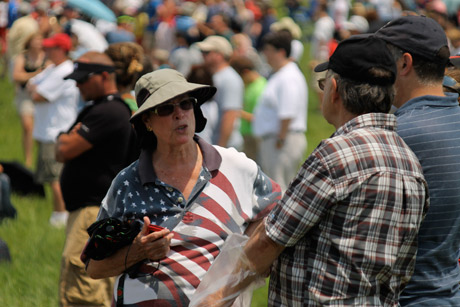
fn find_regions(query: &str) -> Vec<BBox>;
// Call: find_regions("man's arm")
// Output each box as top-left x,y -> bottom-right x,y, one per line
199,222 -> 285,306
218,109 -> 240,147
55,123 -> 93,162
26,83 -> 48,103
276,118 -> 292,149
242,221 -> 285,275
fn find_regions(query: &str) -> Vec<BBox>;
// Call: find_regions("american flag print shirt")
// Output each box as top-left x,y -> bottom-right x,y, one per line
265,113 -> 429,306
98,137 -> 281,306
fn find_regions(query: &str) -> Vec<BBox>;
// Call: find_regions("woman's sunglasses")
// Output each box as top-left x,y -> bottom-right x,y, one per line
153,97 -> 197,116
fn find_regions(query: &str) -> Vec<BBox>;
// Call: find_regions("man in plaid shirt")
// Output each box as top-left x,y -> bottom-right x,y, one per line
200,35 -> 430,306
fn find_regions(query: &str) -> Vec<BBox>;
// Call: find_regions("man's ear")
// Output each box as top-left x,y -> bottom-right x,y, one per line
400,53 -> 413,76
101,71 -> 109,81
330,77 -> 340,103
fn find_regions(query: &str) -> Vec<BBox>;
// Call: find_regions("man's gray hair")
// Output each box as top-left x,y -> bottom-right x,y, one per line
329,69 -> 395,115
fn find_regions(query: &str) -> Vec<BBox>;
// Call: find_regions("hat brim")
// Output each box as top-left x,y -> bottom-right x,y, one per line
270,18 -> 302,39
42,40 -> 56,49
42,40 -> 70,51
314,61 -> 329,73
195,41 -> 214,52
130,82 -> 216,122
64,70 -> 90,82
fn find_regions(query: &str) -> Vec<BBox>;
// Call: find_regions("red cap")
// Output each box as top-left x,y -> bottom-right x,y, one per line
42,33 -> 71,52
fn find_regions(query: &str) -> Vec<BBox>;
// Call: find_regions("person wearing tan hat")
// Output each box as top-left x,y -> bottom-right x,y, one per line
56,51 -> 138,307
85,68 -> 281,305
270,16 -> 304,62
196,35 -> 245,150
26,32 -> 79,228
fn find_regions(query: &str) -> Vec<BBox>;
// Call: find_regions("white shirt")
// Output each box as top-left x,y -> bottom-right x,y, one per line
31,60 -> 79,143
212,66 -> 244,149
290,40 -> 304,63
196,99 -> 218,144
253,62 -> 308,137
312,15 -> 335,61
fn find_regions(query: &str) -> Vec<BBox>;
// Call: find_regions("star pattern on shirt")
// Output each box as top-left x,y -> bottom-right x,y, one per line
103,162 -> 278,239
96,156 -> 282,305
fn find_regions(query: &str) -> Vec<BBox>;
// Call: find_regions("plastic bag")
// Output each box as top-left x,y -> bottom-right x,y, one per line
189,233 -> 265,307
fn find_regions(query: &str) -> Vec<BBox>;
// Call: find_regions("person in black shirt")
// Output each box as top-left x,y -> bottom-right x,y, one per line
56,51 -> 138,307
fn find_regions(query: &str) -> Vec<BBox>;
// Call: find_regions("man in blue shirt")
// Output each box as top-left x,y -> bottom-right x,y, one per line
376,15 -> 460,306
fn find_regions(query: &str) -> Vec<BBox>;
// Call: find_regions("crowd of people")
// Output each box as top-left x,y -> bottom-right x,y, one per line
2,0 -> 460,306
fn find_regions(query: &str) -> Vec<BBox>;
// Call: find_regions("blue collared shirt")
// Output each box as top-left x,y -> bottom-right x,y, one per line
396,93 -> 460,306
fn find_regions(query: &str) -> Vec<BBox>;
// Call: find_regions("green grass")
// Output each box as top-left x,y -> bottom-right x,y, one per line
0,44 -> 335,306
0,77 -> 66,307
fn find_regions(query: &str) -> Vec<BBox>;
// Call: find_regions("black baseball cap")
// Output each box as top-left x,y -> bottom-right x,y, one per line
314,34 -> 396,85
64,62 -> 116,83
374,15 -> 448,64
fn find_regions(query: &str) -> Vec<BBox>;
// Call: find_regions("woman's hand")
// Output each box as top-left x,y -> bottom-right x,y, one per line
133,216 -> 173,262
87,216 -> 173,279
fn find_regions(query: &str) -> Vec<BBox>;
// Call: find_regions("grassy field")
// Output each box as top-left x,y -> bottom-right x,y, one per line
0,49 -> 334,306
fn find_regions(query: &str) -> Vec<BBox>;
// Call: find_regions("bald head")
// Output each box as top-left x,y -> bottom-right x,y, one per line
75,51 -> 118,100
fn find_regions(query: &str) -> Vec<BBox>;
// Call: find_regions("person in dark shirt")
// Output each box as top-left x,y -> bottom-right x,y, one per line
56,51 -> 138,307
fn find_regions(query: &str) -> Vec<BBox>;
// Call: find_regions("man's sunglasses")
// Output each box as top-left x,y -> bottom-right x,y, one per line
77,72 -> 103,84
153,97 -> 197,116
318,78 -> 326,91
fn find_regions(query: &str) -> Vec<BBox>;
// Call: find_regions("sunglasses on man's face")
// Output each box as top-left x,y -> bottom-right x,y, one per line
153,97 -> 197,116
318,78 -> 326,91
77,72 -> 104,85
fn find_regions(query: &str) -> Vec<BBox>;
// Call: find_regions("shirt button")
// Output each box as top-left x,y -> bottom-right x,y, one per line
167,187 -> 173,192
177,196 -> 184,203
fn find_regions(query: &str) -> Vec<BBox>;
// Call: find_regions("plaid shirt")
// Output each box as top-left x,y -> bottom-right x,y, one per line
265,113 -> 429,306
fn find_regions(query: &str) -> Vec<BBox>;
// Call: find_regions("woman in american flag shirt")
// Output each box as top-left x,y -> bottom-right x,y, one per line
85,69 -> 281,306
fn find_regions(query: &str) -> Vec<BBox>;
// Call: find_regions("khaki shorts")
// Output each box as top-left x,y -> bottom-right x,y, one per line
35,142 -> 62,184
14,87 -> 35,116
59,206 -> 115,307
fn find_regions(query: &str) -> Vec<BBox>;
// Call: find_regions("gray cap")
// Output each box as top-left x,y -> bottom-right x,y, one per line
195,36 -> 233,58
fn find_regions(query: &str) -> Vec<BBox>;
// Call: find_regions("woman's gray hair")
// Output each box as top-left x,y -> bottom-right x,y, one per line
328,69 -> 395,115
